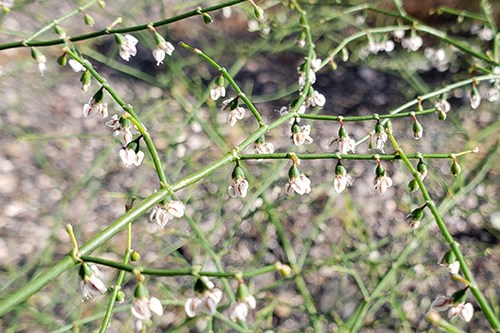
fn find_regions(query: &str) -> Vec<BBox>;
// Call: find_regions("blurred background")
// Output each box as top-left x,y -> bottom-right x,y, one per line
0,0 -> 498,332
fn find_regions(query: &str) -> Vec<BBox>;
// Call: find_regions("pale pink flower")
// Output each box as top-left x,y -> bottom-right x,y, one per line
373,174 -> 393,194
82,99 -> 108,118
448,303 -> 474,322
334,173 -> 353,193
229,294 -> 256,322
185,287 -> 223,318
131,296 -> 163,330
228,107 -> 245,127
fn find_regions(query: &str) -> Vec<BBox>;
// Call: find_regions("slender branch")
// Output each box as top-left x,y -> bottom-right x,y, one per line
179,42 -> 265,126
0,0 -> 246,51
386,130 -> 500,330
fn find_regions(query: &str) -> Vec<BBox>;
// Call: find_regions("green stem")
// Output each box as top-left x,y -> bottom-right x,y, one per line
179,42 -> 265,126
239,149 -> 478,161
98,222 -> 132,333
0,0 -> 246,51
80,255 -> 278,279
299,107 -> 437,121
386,130 -> 500,330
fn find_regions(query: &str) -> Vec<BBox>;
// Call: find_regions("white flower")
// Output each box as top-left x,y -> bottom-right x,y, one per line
392,29 -> 405,40
469,89 -> 481,109
306,90 -> 326,107
37,54 -> 47,75
435,99 -> 451,113
229,295 -> 256,322
185,287 -> 223,318
334,173 -> 353,193
337,137 -> 356,154
430,295 -> 452,312
131,296 -> 163,330
373,174 -> 393,194
228,178 -> 249,198
372,131 -> 387,152
254,141 -> 274,155
448,303 -> 474,322
291,124 -> 313,146
210,86 -> 226,101
119,147 -> 144,167
149,200 -> 185,228
446,261 -> 460,275
105,114 -> 136,145
402,34 -> 423,51
80,264 -> 107,301
228,107 -> 245,127
285,173 -> 312,195
68,59 -> 85,72
478,27 -> 494,41
82,99 -> 108,118
152,40 -> 175,66
487,86 -> 500,102
119,34 -> 139,61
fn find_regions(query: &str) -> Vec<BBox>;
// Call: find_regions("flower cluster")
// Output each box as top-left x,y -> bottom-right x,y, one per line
185,277 -> 223,318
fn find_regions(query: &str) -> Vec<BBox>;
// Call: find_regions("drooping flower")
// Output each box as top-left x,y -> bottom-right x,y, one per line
406,205 -> 426,230
438,250 -> 460,275
185,277 -> 223,318
131,282 -> 163,331
105,114 -> 136,146
291,122 -> 313,146
119,139 -> 144,167
221,97 -> 246,127
412,116 -> 423,140
149,200 -> 185,228
469,84 -> 481,109
228,282 -> 257,322
370,121 -> 387,153
210,76 -> 226,101
83,87 -> 108,118
333,161 -> 353,193
152,38 -> 175,66
434,98 -> 451,120
448,302 -> 474,322
80,70 -> 91,92
68,59 -> 85,72
331,123 -> 356,154
306,88 -> 326,108
373,162 -> 393,194
116,34 -> 139,61
79,263 -> 107,301
31,47 -> 47,75
228,163 -> 249,198
253,135 -> 274,156
285,163 -> 311,195
402,31 -> 423,51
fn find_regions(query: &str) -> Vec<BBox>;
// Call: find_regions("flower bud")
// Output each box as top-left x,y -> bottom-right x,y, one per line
131,250 -> 141,262
417,159 -> 428,179
57,53 -> 67,67
54,25 -> 66,38
450,159 -> 461,176
80,70 -> 91,91
408,178 -> 419,192
84,13 -> 95,27
116,290 -> 125,303
253,5 -> 264,21
436,109 -> 447,121
202,12 -> 213,24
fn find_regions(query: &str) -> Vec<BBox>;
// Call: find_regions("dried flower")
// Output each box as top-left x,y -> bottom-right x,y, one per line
79,263 -> 107,301
185,277 -> 223,318
149,200 -> 185,228
116,34 -> 139,61
431,295 -> 452,312
291,122 -> 313,146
